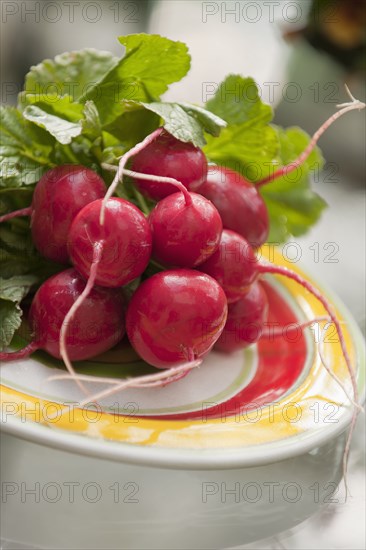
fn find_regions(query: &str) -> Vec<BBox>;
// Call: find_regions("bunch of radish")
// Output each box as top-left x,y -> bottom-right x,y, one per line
1,92 -> 365,494
0,96 -> 362,382
0,95 -> 364,439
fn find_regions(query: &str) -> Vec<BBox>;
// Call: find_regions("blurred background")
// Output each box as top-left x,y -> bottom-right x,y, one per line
1,1 -> 365,549
1,0 -> 365,172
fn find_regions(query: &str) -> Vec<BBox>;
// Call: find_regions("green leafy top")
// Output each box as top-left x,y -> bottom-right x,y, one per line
21,49 -> 119,102
261,127 -> 325,242
205,75 -> 273,126
81,34 -> 191,126
123,101 -> 226,148
0,34 -> 326,350
0,275 -> 38,351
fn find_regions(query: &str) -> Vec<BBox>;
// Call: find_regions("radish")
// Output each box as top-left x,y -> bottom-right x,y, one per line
98,133 -> 221,270
198,165 -> 269,249
0,165 -> 107,263
129,129 -> 208,200
51,135 -> 167,382
61,194 -> 151,384
55,133 -> 163,379
148,190 -> 223,267
215,281 -> 269,352
199,229 -> 257,303
126,269 -> 228,369
0,268 -> 125,362
68,198 -> 152,288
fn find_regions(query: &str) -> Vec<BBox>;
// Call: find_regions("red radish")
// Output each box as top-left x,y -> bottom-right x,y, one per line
57,133 -> 162,378
198,165 -> 269,249
149,191 -> 223,267
68,198 -> 152,288
55,132 -> 166,383
0,269 -> 125,362
0,165 -> 107,263
100,128 -> 207,221
215,281 -> 269,352
130,129 -> 208,200
102,152 -> 222,269
126,269 -> 228,369
199,229 -> 257,303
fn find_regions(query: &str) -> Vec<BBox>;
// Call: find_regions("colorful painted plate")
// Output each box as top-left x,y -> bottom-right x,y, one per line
1,249 -> 365,468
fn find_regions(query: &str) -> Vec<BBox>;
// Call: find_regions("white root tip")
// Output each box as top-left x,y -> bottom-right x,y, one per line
336,85 -> 366,110
318,322 -> 363,412
44,357 -> 203,422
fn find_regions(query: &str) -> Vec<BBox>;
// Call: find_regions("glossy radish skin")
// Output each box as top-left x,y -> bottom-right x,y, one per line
29,269 -> 125,360
126,269 -> 228,368
148,192 -> 223,267
130,130 -> 208,200
198,166 -> 269,249
31,165 -> 106,263
215,281 -> 269,352
199,230 -> 257,303
68,198 -> 152,288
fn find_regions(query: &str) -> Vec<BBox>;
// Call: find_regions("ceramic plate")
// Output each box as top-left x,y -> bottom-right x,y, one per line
1,249 -> 365,468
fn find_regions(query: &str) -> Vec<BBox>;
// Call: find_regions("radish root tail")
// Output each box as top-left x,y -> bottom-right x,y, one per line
59,240 -> 104,395
256,86 -> 366,188
258,261 -> 359,403
259,260 -> 362,499
45,357 -> 202,422
262,316 -> 362,412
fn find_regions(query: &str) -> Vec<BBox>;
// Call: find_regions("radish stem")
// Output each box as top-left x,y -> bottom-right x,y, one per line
59,240 -> 104,395
100,128 -> 164,225
0,207 -> 32,224
101,164 -> 193,207
0,341 -> 40,361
